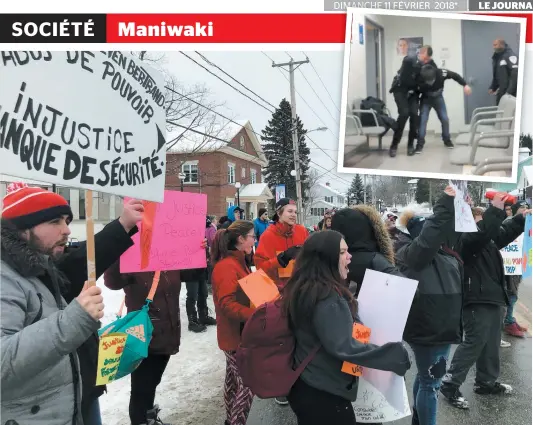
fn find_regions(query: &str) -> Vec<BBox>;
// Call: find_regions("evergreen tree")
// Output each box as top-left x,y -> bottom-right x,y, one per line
520,133 -> 532,151
415,179 -> 430,204
347,174 -> 365,205
261,99 -> 311,207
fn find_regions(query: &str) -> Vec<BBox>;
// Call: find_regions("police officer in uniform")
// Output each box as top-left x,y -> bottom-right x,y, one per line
490,39 -> 519,104
388,45 -> 437,158
416,65 -> 472,153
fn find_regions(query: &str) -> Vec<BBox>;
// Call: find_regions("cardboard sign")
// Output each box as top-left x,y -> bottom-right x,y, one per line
120,190 -> 207,273
96,333 -> 127,385
523,215 -> 532,279
0,51 -> 167,202
501,234 -> 524,275
238,269 -> 280,308
276,251 -> 295,278
450,181 -> 477,233
341,323 -> 371,377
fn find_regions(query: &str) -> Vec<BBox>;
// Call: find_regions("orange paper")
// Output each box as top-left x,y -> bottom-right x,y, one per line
276,251 -> 295,278
341,323 -> 372,377
238,269 -> 280,308
140,201 -> 158,270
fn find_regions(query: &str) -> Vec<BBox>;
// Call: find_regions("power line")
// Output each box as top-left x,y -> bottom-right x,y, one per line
303,51 -> 341,113
297,67 -> 338,124
179,51 -> 275,114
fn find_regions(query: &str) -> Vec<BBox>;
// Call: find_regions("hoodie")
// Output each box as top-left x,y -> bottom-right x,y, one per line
220,206 -> 243,229
254,221 -> 308,288
253,217 -> 270,247
331,206 -> 403,296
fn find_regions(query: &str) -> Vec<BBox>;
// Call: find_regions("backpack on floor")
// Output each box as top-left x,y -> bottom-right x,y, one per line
236,299 -> 320,398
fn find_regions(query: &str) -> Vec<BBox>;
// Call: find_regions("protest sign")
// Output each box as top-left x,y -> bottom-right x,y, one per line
501,234 -> 524,275
120,190 -> 207,273
523,215 -> 532,279
96,333 -> 128,386
450,181 -> 477,233
353,269 -> 418,423
276,251 -> 295,278
238,269 -> 280,308
0,51 -> 167,202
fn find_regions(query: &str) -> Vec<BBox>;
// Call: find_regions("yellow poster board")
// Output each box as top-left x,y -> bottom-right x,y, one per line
96,332 -> 128,386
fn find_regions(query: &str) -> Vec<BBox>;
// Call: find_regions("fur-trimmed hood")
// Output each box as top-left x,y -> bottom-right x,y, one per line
331,205 -> 395,264
1,221 -> 50,278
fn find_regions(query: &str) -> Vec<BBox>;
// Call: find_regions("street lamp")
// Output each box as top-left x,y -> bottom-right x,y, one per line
235,182 -> 241,208
308,126 -> 328,133
178,172 -> 186,192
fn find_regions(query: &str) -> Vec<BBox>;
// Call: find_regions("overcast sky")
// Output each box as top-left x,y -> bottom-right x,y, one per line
159,48 -> 532,192
162,50 -> 353,192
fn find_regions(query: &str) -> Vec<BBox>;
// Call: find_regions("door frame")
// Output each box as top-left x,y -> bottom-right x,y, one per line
365,17 -> 386,101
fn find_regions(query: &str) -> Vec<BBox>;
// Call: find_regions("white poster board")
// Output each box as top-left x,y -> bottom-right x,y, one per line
0,51 -> 167,202
501,234 -> 524,275
353,269 -> 419,423
450,181 -> 477,233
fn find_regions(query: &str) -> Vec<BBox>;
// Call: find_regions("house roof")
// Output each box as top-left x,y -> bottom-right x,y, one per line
239,183 -> 273,200
310,199 -> 336,208
167,119 -> 268,166
318,183 -> 345,197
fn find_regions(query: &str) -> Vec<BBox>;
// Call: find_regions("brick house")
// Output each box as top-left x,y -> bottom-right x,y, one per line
166,120 -> 273,220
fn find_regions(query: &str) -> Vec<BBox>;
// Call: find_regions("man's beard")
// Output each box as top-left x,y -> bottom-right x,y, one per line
27,230 -> 67,262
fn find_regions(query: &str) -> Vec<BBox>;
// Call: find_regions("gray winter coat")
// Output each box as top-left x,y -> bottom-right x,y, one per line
1,220 -> 136,425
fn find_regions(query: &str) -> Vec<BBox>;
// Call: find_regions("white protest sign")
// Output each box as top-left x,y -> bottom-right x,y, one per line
501,234 -> 524,275
353,269 -> 418,423
450,181 -> 477,233
0,51 -> 167,202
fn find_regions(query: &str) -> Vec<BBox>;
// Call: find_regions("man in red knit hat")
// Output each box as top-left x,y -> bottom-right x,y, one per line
1,182 -> 143,425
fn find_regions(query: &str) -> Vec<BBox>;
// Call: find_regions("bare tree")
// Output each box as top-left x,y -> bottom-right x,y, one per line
303,169 -> 322,221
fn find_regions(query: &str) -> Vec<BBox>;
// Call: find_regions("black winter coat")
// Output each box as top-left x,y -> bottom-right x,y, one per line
395,194 -> 464,346
457,206 -> 525,307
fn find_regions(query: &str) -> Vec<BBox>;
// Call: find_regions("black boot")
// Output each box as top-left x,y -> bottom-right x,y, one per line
188,314 -> 207,333
199,308 -> 217,326
146,404 -> 171,425
407,144 -> 415,156
389,143 -> 398,157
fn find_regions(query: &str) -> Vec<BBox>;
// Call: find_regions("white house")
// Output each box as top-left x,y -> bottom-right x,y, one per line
305,182 -> 347,227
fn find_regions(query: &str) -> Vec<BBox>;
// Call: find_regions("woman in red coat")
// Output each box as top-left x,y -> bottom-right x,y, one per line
211,220 -> 256,425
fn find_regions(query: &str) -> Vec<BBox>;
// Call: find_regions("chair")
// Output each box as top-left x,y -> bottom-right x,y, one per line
450,127 -> 515,166
471,142 -> 514,176
344,114 -> 368,152
349,97 -> 388,150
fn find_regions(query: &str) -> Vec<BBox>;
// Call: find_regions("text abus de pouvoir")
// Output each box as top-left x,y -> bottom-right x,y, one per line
0,14 -> 107,43
0,51 -> 167,190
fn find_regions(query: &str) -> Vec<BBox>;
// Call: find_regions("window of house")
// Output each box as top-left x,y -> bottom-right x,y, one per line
226,199 -> 235,209
227,163 -> 236,184
182,162 -> 199,183
240,135 -> 245,150
325,196 -> 333,203
250,169 -> 257,184
241,167 -> 246,179
338,196 -> 344,204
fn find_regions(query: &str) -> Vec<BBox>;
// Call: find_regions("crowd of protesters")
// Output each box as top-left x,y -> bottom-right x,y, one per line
1,182 -> 530,425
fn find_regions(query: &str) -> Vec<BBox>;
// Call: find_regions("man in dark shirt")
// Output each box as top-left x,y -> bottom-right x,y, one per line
490,39 -> 519,104
415,64 -> 472,153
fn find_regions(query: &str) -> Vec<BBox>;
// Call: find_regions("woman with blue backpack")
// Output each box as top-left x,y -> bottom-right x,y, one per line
210,220 -> 257,425
281,230 -> 411,425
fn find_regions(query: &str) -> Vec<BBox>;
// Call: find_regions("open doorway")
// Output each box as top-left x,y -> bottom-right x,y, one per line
365,18 -> 385,101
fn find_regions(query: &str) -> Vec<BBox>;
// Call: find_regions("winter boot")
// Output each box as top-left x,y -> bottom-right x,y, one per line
474,382 -> 513,395
145,404 -> 171,425
440,382 -> 469,409
199,308 -> 217,326
188,314 -> 207,333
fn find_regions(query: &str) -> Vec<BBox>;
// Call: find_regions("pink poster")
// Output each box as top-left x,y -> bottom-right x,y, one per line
120,190 -> 208,273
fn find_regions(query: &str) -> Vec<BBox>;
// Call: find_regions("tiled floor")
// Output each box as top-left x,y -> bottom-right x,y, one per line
343,133 -> 509,177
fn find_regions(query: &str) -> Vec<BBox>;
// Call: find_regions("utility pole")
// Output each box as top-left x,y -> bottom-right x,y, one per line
363,174 -> 367,204
272,57 -> 309,224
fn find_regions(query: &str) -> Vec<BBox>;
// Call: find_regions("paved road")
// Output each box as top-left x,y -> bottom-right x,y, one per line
247,282 -> 532,425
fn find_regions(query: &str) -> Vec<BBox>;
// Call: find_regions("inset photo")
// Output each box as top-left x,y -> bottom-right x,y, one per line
338,8 -> 527,182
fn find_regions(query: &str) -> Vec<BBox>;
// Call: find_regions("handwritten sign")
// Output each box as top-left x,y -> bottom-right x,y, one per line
0,51 -> 166,202
96,333 -> 127,385
341,323 -> 371,377
523,215 -> 532,279
450,181 -> 477,233
353,270 -> 418,421
238,269 -> 280,308
501,234 -> 524,275
120,190 -> 207,273
276,251 -> 295,278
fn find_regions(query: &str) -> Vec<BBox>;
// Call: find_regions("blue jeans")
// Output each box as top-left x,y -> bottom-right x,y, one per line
504,294 -> 518,325
84,399 -> 103,425
408,343 -> 451,425
418,95 -> 450,145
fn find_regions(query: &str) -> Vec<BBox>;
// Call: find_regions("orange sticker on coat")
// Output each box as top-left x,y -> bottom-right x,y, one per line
341,323 -> 371,377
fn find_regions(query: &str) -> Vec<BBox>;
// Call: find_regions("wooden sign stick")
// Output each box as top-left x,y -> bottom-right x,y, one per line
85,190 -> 97,287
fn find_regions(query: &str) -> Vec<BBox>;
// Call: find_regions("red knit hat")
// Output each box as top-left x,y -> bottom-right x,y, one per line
1,182 -> 73,229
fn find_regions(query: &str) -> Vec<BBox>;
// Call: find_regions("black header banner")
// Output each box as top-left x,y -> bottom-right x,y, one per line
0,14 -> 107,43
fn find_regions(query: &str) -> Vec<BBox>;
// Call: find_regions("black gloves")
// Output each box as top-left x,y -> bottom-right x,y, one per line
277,245 -> 301,268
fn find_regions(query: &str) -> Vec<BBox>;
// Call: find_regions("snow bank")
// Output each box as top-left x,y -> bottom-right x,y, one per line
98,277 -> 225,425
